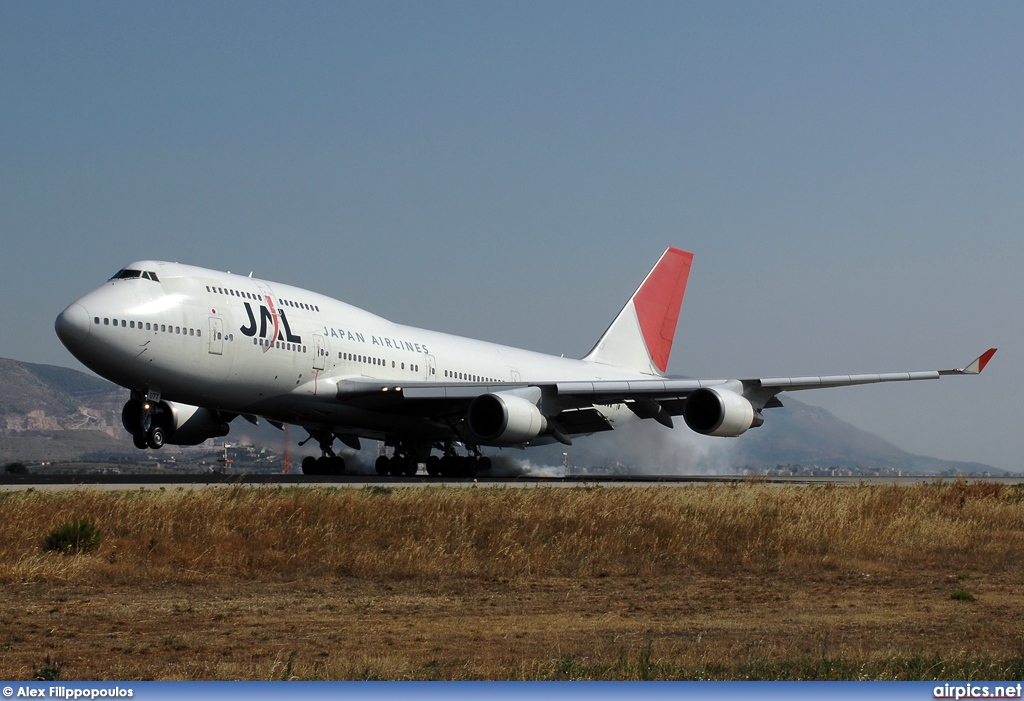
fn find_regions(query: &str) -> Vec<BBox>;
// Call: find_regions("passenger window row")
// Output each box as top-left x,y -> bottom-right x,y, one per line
444,369 -> 502,383
280,298 -> 319,312
94,317 -> 201,337
252,338 -> 307,354
338,352 -> 420,373
204,286 -> 321,314
206,285 -> 261,301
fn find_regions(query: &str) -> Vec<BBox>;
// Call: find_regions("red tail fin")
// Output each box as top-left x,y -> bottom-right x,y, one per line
633,248 -> 693,373
584,248 -> 693,375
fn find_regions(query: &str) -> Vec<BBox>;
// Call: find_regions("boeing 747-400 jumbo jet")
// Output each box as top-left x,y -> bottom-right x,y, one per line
54,248 -> 995,476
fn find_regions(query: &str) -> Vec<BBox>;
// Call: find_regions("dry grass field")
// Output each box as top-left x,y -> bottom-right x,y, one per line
2,481 -> 1024,680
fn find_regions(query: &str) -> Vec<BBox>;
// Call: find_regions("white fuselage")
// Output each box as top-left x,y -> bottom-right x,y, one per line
57,260 -> 645,442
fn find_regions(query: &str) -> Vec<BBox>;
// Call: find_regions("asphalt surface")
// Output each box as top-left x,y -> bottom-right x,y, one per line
2,472 -> 1022,490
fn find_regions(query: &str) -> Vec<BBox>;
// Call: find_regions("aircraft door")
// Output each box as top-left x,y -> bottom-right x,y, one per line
313,334 -> 327,371
208,317 -> 224,355
426,354 -> 436,380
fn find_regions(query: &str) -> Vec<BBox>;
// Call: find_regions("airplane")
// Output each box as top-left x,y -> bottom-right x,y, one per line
54,247 -> 995,476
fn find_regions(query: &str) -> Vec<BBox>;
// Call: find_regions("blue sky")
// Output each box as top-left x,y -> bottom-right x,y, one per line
1,1 -> 1020,470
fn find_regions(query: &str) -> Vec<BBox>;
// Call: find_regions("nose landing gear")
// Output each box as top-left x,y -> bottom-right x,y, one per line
123,397 -> 166,450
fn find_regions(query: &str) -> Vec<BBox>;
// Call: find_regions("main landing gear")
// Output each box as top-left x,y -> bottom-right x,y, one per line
375,441 -> 492,478
299,430 -> 346,475
428,453 -> 491,478
374,453 -> 419,477
374,438 -> 427,476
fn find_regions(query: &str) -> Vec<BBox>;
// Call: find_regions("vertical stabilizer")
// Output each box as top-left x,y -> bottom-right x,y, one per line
583,248 -> 693,375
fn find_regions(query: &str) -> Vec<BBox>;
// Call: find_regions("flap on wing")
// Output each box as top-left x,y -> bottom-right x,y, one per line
555,408 -> 615,435
658,398 -> 689,416
333,378 -> 536,417
556,378 -> 707,395
336,378 -> 525,400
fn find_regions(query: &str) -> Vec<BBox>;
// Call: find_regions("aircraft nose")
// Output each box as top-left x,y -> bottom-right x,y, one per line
55,303 -> 91,349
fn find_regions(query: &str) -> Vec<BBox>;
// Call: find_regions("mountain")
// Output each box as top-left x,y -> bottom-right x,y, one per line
731,397 -> 996,474
521,396 -> 997,475
0,357 -> 131,462
0,357 -> 1002,474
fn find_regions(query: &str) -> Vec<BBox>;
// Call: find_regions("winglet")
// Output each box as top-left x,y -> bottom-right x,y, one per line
939,348 -> 997,376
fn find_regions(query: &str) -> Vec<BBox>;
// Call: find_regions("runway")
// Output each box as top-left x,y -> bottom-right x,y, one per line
1,472 -> 1021,491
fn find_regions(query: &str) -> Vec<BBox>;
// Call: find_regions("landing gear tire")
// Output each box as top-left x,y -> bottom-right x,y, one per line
388,457 -> 406,476
301,456 -> 318,475
426,456 -> 441,477
147,426 -> 165,450
330,456 -> 346,474
402,459 -> 418,477
133,433 -> 148,450
477,456 -> 492,472
375,455 -> 390,476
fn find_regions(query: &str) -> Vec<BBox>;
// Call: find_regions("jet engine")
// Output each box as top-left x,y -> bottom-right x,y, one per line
682,387 -> 763,437
466,392 -> 548,445
122,399 -> 230,447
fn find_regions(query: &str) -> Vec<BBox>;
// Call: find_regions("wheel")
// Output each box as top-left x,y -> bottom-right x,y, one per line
147,426 -> 165,450
375,455 -> 390,476
388,457 -> 406,476
121,399 -> 143,435
330,456 -> 346,474
301,456 -> 317,474
316,456 -> 331,474
439,455 -> 455,477
403,459 -> 418,476
426,456 -> 441,477
463,457 -> 478,477
132,432 -> 148,450
477,456 -> 492,471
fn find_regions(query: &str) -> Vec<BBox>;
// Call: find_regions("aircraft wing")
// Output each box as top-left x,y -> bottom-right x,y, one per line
331,348 -> 996,440
557,346 -> 997,411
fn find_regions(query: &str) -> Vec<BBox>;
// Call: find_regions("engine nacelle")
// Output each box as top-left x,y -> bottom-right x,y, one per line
122,399 -> 230,446
466,392 -> 548,445
682,388 -> 763,437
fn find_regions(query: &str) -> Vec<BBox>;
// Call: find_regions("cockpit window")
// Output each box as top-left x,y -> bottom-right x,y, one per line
109,269 -> 160,282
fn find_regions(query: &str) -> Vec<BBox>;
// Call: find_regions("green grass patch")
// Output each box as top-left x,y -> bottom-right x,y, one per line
44,517 -> 101,553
